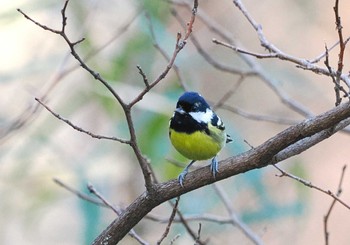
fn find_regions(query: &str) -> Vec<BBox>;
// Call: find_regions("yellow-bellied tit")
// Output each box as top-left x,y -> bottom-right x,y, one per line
169,91 -> 232,186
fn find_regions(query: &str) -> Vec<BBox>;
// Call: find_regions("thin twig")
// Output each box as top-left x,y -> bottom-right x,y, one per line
157,197 -> 180,245
273,165 -> 350,210
309,37 -> 350,64
54,179 -> 149,245
212,76 -> 245,109
229,0 -> 350,87
170,234 -> 181,245
333,0 -> 349,105
53,178 -> 106,207
323,165 -> 347,245
213,184 -> 264,245
221,104 -> 300,125
146,213 -> 232,224
324,44 -> 340,106
333,0 -> 345,76
171,5 -> 256,77
194,223 -> 202,245
128,0 -> 198,107
88,183 -> 150,245
145,12 -> 188,90
137,65 -> 150,88
175,204 -> 207,245
35,98 -> 130,144
87,184 -> 121,215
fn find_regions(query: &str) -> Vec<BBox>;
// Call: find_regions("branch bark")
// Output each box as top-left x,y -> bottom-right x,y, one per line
93,101 -> 350,244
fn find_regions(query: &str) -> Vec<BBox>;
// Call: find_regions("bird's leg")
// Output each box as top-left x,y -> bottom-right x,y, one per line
210,156 -> 219,178
178,160 -> 196,187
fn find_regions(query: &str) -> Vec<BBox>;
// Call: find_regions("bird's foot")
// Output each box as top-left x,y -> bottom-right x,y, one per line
210,156 -> 219,179
177,169 -> 188,187
177,160 -> 196,187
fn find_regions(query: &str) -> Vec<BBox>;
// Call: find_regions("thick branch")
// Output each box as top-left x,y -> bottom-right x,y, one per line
93,101 -> 350,244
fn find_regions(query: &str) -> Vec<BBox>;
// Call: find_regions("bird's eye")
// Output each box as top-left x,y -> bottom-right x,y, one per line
192,102 -> 201,111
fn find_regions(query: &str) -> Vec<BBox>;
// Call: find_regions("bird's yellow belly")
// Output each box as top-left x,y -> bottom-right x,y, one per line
169,129 -> 223,160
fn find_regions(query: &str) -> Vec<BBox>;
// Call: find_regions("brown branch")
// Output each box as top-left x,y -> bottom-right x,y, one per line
324,45 -> 344,106
173,201 -> 206,245
324,165 -> 347,245
93,100 -> 350,244
213,183 -> 263,244
54,179 -> 149,245
53,178 -> 106,207
35,98 -> 130,144
157,197 -> 180,245
170,5 -> 256,77
273,165 -> 349,210
212,38 -> 350,87
333,0 -> 345,76
309,36 -> 350,64
228,0 -> 350,88
332,0 -> 349,106
145,12 -> 188,90
194,223 -> 202,245
87,184 -> 121,216
170,234 -> 181,244
128,0 -> 198,108
137,65 -> 150,88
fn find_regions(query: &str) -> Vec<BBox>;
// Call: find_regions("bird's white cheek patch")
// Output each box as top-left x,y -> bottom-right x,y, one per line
189,109 -> 213,123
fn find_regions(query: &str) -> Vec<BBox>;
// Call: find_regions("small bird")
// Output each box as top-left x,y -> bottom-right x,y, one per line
169,91 -> 232,186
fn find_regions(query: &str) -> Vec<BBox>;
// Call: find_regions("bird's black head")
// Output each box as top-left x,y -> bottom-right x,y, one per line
176,91 -> 210,113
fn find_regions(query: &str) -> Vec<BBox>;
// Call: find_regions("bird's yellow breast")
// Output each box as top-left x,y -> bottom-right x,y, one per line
169,127 -> 225,160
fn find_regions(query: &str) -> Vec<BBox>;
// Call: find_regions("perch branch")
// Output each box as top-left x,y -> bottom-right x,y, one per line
93,100 -> 350,244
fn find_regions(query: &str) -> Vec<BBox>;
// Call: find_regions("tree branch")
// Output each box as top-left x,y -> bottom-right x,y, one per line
93,100 -> 350,244
324,165 -> 347,245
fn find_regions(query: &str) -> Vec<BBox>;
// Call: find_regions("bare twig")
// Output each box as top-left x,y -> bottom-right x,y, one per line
137,65 -> 150,88
157,197 -> 180,245
128,0 -> 198,107
221,104 -> 300,125
35,98 -> 130,144
309,37 -> 350,64
88,184 -> 150,245
324,45 -> 341,106
171,7 -> 255,77
147,212 -> 232,224
53,178 -> 106,207
228,0 -> 350,88
170,234 -> 181,245
54,179 -> 149,245
273,165 -> 350,210
332,0 -> 349,105
213,184 -> 263,245
333,0 -> 346,76
323,165 -> 347,245
174,202 -> 207,245
145,12 -> 188,90
87,184 -> 121,215
194,223 -> 202,245
212,76 -> 245,110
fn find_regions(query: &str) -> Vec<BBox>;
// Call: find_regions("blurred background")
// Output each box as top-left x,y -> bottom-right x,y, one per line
1,0 -> 350,244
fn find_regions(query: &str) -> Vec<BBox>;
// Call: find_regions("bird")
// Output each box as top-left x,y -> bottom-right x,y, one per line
169,91 -> 232,186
